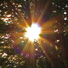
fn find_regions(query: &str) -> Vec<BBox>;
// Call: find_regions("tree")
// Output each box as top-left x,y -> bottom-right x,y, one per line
0,0 -> 68,68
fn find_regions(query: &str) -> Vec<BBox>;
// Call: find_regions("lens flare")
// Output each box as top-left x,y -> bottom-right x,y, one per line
25,23 -> 41,42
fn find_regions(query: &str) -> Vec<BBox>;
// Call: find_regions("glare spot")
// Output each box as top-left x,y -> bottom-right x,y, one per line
55,45 -> 58,50
53,10 -> 56,13
18,4 -> 22,7
64,12 -> 67,14
25,23 -> 41,42
64,17 -> 67,20
19,37 -> 23,39
2,53 -> 8,58
55,40 -> 60,43
35,48 -> 38,51
54,29 -> 58,33
65,4 -> 68,8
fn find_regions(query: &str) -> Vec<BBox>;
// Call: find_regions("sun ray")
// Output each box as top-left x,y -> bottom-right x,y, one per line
22,40 -> 35,58
13,38 -> 22,46
11,32 -> 26,38
38,40 -> 55,68
13,21 -> 26,29
37,0 -> 51,23
29,42 -> 35,57
41,30 -> 54,34
22,40 -> 30,54
39,42 -> 55,68
21,37 -> 35,68
42,19 -> 56,30
39,36 -> 54,47
41,15 -> 62,30
18,11 -> 29,27
29,42 -> 35,68
29,0 -> 35,24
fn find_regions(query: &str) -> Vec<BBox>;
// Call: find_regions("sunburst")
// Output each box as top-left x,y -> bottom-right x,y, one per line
11,0 -> 58,68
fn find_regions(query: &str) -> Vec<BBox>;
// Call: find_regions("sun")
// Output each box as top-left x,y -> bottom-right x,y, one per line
25,23 -> 41,42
